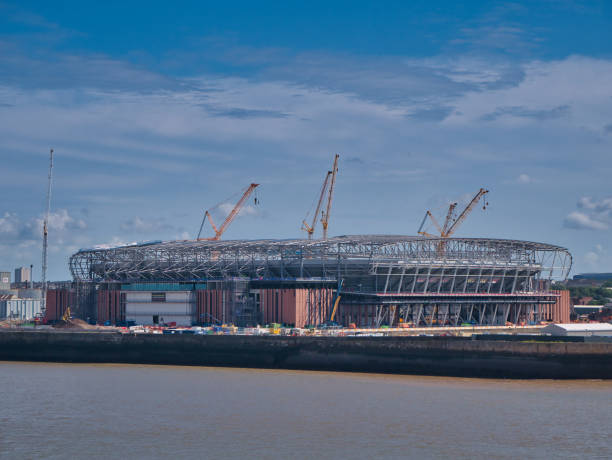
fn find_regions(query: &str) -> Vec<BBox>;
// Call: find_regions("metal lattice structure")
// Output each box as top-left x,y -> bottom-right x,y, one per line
70,235 -> 570,284
70,235 -> 571,327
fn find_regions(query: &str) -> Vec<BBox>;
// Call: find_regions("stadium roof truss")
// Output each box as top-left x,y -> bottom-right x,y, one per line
69,235 -> 572,284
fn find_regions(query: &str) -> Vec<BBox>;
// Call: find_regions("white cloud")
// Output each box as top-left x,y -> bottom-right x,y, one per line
0,209 -> 86,239
218,202 -> 260,217
585,251 -> 599,264
120,216 -> 174,233
517,173 -> 532,184
0,212 -> 21,236
563,211 -> 608,230
577,196 -> 612,214
2,45 -> 612,277
45,209 -> 87,231
565,196 -> 612,231
584,244 -> 605,267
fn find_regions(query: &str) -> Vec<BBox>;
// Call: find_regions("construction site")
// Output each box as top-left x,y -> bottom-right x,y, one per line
41,153 -> 572,330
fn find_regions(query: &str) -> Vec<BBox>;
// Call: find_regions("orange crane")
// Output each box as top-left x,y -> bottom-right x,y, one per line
321,154 -> 339,240
197,183 -> 259,240
302,170 -> 332,239
418,188 -> 489,238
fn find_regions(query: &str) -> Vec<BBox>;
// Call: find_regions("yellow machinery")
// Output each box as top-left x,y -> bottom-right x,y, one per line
197,183 -> 259,240
321,154 -> 339,240
302,154 -> 339,240
302,170 -> 332,239
61,307 -> 71,322
418,188 -> 489,239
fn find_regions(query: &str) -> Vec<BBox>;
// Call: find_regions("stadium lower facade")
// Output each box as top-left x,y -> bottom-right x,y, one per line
68,235 -> 572,327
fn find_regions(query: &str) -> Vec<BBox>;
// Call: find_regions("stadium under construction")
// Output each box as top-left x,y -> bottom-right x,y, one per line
67,235 -> 572,328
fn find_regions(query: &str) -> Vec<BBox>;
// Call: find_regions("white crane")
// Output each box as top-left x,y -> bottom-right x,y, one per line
41,149 -> 53,316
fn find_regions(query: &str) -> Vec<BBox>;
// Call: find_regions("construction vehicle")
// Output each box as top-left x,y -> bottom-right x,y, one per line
61,307 -> 72,322
418,188 -> 489,239
41,149 -> 53,318
197,183 -> 259,240
319,279 -> 343,329
321,154 -> 339,240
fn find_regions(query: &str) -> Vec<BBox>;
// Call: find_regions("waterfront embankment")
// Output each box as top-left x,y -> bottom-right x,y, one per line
0,330 -> 610,378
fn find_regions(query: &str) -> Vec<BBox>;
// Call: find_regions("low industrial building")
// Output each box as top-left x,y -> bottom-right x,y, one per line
542,323 -> 612,337
0,298 -> 41,320
573,305 -> 605,315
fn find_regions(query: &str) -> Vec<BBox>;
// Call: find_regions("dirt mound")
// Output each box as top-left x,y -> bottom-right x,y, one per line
0,319 -> 26,328
52,318 -> 110,330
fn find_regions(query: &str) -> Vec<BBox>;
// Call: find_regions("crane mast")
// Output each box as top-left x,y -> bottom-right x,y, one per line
441,202 -> 457,235
302,170 -> 331,239
41,148 -> 53,317
321,154 -> 339,240
197,183 -> 259,241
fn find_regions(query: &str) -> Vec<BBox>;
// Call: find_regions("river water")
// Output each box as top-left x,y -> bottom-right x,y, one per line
0,362 -> 610,459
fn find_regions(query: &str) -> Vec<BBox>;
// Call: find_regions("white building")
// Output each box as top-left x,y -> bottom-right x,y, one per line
124,290 -> 196,326
0,299 -> 42,320
542,323 -> 612,337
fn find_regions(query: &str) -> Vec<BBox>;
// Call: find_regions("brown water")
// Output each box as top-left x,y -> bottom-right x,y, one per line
0,362 -> 610,459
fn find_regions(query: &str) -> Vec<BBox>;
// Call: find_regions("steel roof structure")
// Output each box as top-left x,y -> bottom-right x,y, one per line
69,235 -> 572,283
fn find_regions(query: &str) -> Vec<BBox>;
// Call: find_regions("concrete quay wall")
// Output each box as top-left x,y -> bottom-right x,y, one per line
0,331 -> 610,379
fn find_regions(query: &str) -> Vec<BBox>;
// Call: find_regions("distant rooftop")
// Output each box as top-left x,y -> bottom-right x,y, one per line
573,273 -> 612,281
544,323 -> 612,332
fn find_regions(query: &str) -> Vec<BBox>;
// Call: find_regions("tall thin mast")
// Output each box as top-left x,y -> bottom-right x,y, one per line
41,149 -> 53,316
321,154 -> 339,240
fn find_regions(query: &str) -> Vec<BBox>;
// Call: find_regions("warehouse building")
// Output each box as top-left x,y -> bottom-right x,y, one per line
0,298 -> 41,320
542,323 -> 612,337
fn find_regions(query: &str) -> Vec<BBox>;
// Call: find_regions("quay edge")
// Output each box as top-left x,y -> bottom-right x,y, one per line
0,330 -> 610,379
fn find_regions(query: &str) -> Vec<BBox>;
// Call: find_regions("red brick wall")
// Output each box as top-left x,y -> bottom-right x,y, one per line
260,288 -> 333,327
97,290 -> 123,324
45,289 -> 75,322
541,290 -> 571,323
196,290 -> 230,324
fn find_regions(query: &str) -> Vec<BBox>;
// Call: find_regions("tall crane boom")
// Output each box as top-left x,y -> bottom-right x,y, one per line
417,188 -> 489,243
441,202 -> 457,235
41,148 -> 53,316
302,170 -> 331,239
197,183 -> 259,241
445,188 -> 488,237
321,154 -> 339,240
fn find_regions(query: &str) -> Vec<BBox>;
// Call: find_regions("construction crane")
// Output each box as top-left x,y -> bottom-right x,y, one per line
197,183 -> 259,240
41,148 -> 53,317
418,188 -> 489,238
301,170 -> 332,239
321,154 -> 339,240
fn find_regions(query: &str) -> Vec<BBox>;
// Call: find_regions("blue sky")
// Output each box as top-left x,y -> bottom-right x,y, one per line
1,0 -> 611,280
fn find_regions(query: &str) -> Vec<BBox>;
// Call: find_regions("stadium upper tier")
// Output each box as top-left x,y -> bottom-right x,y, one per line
69,235 -> 572,287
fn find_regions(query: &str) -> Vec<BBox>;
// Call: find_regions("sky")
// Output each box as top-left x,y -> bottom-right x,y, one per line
1,0 -> 611,280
